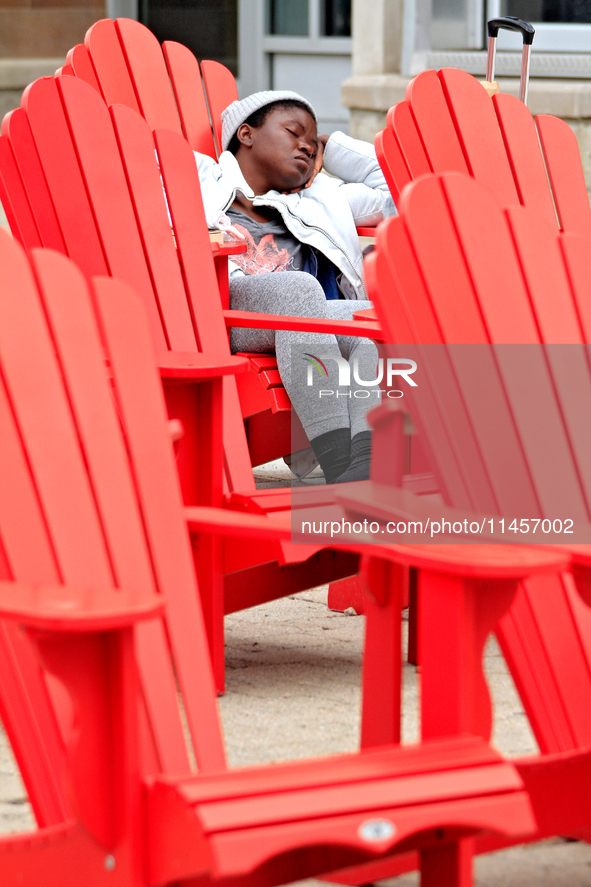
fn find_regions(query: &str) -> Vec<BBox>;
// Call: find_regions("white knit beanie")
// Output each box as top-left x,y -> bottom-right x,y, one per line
221,90 -> 317,152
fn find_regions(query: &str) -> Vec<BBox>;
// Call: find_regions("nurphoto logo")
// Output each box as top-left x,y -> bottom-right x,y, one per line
304,354 -> 418,400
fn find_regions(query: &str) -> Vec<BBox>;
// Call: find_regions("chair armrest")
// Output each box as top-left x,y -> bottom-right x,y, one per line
211,241 -> 247,257
294,483 -> 571,579
156,351 -> 249,379
186,499 -> 567,581
185,506 -> 292,541
223,310 -> 385,341
0,582 -> 163,632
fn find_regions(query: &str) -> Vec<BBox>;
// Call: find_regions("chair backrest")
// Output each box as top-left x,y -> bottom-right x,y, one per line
199,58 -> 239,155
0,228 -> 227,826
379,68 -> 591,242
65,17 -> 238,159
365,170 -> 591,753
367,170 -> 591,522
2,73 -> 255,494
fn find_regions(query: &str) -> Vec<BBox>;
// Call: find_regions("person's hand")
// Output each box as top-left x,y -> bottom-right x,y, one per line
303,134 -> 329,189
282,135 -> 330,194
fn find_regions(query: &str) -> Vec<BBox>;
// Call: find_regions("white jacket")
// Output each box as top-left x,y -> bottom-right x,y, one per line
194,131 -> 397,300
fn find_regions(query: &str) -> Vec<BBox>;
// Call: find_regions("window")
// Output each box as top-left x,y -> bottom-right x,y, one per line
266,0 -> 351,38
488,0 -> 591,50
140,0 -> 238,75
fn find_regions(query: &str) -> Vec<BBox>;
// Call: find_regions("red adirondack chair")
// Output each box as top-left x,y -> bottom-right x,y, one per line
371,67 -> 591,753
315,167 -> 591,885
0,224 -> 561,887
338,169 -> 591,763
15,16 -> 383,617
0,72 -> 390,691
53,17 -> 377,475
376,66 -> 591,241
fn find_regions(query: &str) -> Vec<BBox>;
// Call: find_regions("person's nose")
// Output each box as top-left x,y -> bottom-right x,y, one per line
298,138 -> 314,156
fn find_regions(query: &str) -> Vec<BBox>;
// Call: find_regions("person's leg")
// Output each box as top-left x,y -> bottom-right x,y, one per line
230,272 -> 353,481
322,300 -> 378,482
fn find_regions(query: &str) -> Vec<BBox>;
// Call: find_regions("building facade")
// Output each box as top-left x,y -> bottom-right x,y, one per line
344,0 -> 591,188
1,0 -> 590,183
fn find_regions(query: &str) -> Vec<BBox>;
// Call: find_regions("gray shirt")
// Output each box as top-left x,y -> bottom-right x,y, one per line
226,207 -> 310,275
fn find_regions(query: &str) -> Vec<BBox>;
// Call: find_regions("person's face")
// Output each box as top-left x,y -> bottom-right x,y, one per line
237,105 -> 318,193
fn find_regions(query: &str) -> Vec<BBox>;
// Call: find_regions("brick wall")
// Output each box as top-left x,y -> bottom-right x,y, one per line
0,0 -> 104,58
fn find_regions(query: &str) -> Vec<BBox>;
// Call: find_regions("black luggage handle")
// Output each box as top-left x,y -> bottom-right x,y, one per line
486,17 -> 535,105
488,16 -> 535,43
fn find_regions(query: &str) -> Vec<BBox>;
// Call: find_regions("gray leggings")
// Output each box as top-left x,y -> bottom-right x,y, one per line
229,271 -> 379,440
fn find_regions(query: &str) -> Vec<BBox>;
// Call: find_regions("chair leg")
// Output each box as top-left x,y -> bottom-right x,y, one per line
360,556 -> 405,748
327,575 -> 367,614
407,567 -> 419,665
418,570 -> 518,741
421,838 -> 473,887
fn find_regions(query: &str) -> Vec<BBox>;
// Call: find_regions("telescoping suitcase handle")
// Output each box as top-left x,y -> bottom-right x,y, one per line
486,17 -> 535,105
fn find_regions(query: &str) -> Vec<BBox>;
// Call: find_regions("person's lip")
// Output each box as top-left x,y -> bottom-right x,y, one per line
294,155 -> 311,168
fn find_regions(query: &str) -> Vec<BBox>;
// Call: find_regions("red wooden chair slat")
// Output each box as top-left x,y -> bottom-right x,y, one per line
374,127 -> 410,206
90,274 -> 227,772
0,246 -> 114,588
163,40 -> 217,156
438,68 -> 520,210
66,43 -> 101,94
55,75 -> 167,349
497,580 -> 590,751
536,113 -> 591,240
440,174 -> 589,521
30,250 -> 194,775
2,109 -> 65,252
386,101 -> 431,180
200,58 -> 239,156
21,77 -> 107,276
109,103 -> 199,351
0,133 -> 41,250
115,18 -> 184,137
152,125 -> 260,493
492,93 -> 558,227
0,376 -> 70,826
404,68 -> 469,177
560,232 -> 591,342
504,208 -> 591,514
372,224 -> 482,511
83,17 -> 141,112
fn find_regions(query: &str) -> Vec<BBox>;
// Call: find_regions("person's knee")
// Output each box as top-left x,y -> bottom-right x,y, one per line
281,271 -> 327,318
230,270 -> 326,318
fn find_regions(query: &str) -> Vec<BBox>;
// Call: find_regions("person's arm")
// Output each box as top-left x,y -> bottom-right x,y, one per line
320,132 -> 397,225
322,132 -> 389,191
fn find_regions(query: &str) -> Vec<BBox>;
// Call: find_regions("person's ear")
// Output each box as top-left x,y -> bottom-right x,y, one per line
236,123 -> 254,148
